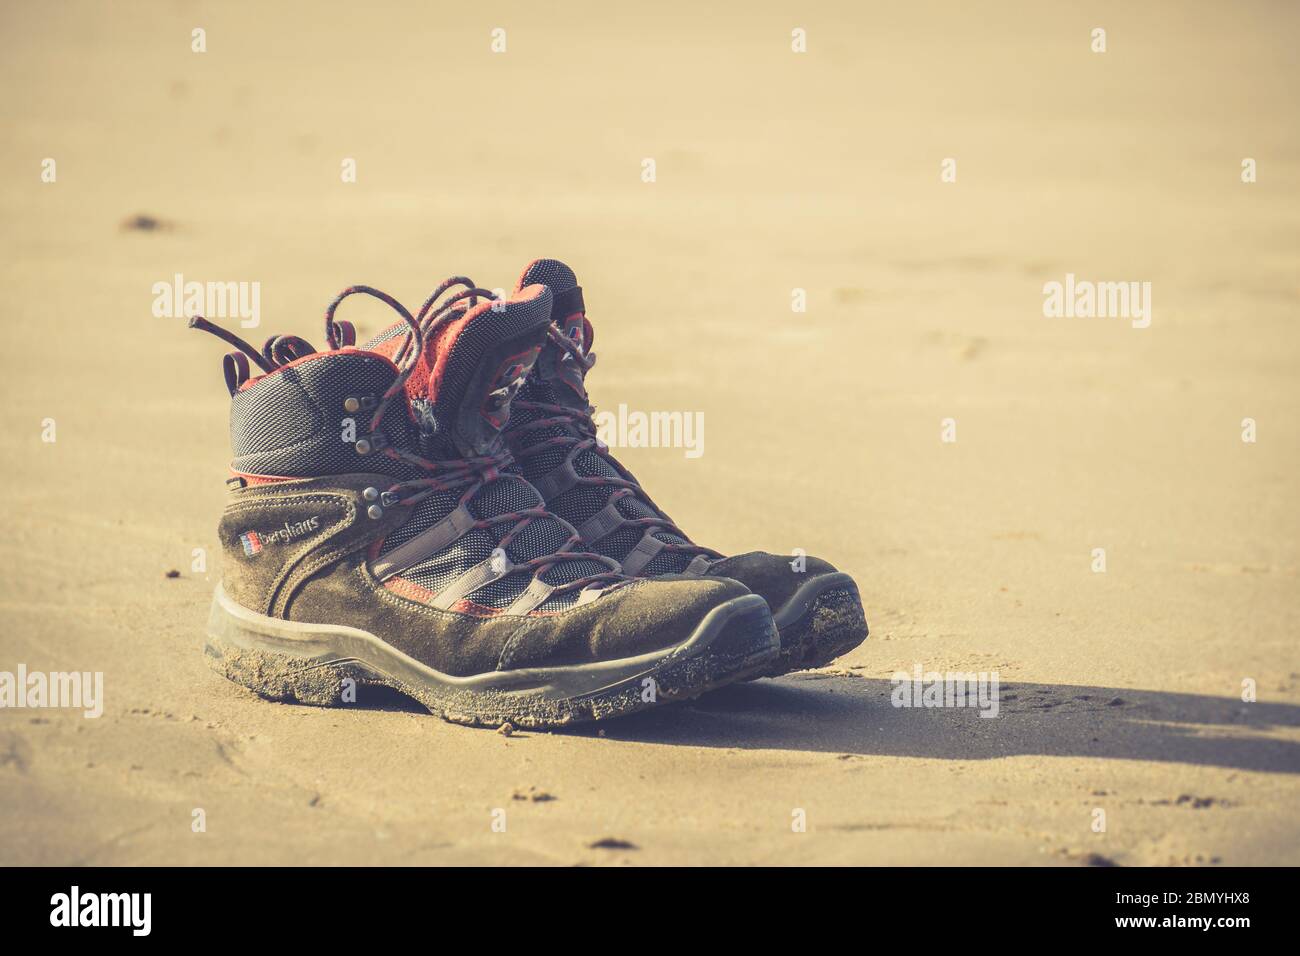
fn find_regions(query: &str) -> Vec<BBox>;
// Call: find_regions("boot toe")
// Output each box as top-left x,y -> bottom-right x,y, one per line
498,576 -> 757,670
705,550 -> 837,612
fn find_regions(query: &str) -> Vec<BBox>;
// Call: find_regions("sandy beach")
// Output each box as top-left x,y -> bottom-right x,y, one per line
1,0 -> 1297,865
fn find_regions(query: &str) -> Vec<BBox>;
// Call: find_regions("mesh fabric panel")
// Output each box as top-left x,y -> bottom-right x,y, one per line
518,259 -> 578,294
229,351 -> 419,479
509,376 -> 696,572
376,490 -> 462,557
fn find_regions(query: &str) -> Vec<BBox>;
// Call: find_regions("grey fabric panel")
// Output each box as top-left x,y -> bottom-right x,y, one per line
371,503 -> 476,581
574,586 -> 604,607
429,554 -> 515,611
504,577 -> 556,615
531,460 -> 581,501
619,534 -> 666,576
575,500 -> 627,545
683,554 -> 713,576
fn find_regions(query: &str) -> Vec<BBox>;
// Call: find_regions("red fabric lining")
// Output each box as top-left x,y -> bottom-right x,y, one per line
368,334 -> 405,363
383,576 -> 506,618
230,469 -> 298,485
421,308 -> 474,403
449,599 -> 505,618
384,576 -> 436,603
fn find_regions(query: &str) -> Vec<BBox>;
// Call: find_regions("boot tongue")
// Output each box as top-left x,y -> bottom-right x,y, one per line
514,259 -> 592,410
422,284 -> 553,458
358,286 -> 549,460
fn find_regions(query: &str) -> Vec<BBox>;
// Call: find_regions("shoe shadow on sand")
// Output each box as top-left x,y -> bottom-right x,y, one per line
577,675 -> 1300,774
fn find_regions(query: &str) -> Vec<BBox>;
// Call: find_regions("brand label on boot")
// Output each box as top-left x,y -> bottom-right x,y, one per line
239,516 -> 321,557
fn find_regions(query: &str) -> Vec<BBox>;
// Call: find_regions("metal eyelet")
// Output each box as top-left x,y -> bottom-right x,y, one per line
344,396 -> 377,413
363,487 -> 379,502
366,505 -> 384,520
354,439 -> 372,455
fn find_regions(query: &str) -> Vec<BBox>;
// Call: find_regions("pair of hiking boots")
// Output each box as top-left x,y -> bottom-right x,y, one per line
193,259 -> 868,728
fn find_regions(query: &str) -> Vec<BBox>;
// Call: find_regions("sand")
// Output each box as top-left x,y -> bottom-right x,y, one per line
1,0 -> 1297,865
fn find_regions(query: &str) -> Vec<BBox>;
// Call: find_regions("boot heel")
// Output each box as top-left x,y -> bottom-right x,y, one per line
203,589 -> 367,707
203,633 -> 366,706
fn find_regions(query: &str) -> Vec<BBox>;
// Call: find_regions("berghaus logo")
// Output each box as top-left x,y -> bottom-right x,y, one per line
239,516 -> 320,557
240,531 -> 262,556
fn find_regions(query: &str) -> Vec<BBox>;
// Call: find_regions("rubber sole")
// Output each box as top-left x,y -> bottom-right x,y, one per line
203,585 -> 780,728
758,572 -> 869,678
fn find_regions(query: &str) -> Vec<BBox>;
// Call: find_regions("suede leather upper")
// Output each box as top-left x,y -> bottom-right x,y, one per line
706,551 -> 837,615
219,475 -> 749,677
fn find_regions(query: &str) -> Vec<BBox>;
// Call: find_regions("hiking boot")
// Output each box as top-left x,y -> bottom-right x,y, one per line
502,259 -> 868,678
190,279 -> 779,727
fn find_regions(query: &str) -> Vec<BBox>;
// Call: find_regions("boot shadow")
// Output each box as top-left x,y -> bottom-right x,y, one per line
578,675 -> 1300,774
